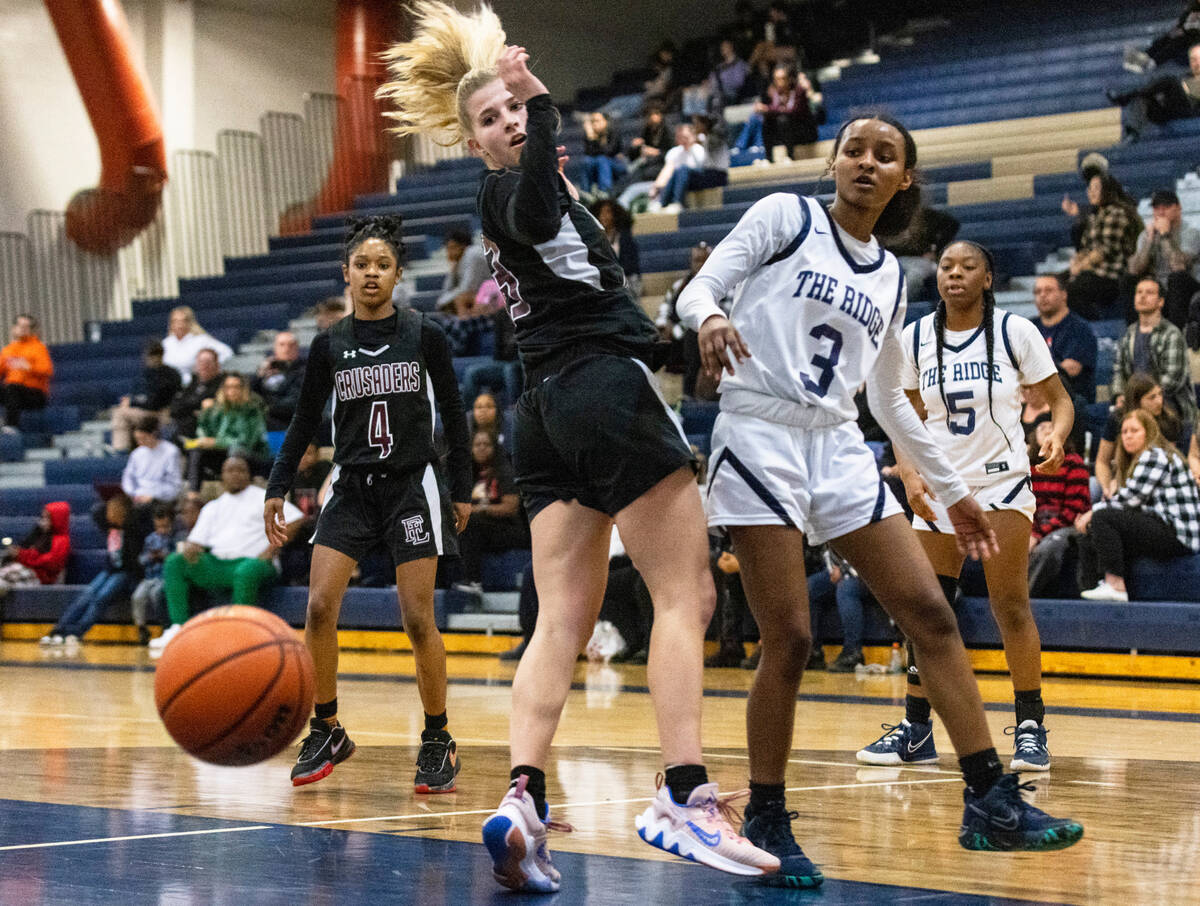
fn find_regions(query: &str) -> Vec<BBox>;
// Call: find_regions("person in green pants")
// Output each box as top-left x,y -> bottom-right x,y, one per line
151,455 -> 304,652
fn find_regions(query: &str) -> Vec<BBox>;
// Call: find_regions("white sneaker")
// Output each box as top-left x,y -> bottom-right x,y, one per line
646,200 -> 663,213
481,775 -> 568,893
1080,581 -> 1128,602
39,634 -> 64,646
149,624 -> 183,651
662,202 -> 684,214
63,634 -> 80,648
635,779 -> 780,877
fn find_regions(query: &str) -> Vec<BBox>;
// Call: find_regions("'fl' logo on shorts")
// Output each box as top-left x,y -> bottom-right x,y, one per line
402,515 -> 430,545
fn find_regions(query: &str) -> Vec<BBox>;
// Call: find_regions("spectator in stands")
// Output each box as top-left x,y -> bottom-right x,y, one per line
279,443 -> 333,585
658,242 -> 722,396
648,118 -> 730,213
467,391 -> 508,448
1190,432 -> 1200,484
1095,373 -> 1185,497
453,430 -> 529,595
1127,188 -> 1200,328
749,1 -> 801,70
124,414 -> 183,506
581,112 -> 627,197
1027,422 -> 1091,598
885,205 -> 962,305
167,348 -> 224,439
437,229 -> 491,317
1124,2 -> 1200,71
626,104 -> 671,184
0,313 -> 53,430
1063,174 -> 1142,319
131,503 -> 178,645
643,41 -> 678,112
250,331 -> 305,432
162,306 -> 232,385
590,199 -> 642,298
0,502 -> 70,596
704,540 -> 753,667
1111,277 -> 1197,432
1111,42 -> 1200,143
152,455 -> 304,650
755,65 -> 823,161
708,39 -> 753,108
1076,408 -> 1200,601
806,547 -> 867,673
110,341 -> 182,452
40,495 -> 138,647
185,373 -> 269,490
314,296 -> 349,332
1032,273 -> 1099,403
721,0 -> 763,60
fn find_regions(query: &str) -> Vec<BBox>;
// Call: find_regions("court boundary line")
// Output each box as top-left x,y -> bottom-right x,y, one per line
0,824 -> 271,852
4,658 -> 1199,725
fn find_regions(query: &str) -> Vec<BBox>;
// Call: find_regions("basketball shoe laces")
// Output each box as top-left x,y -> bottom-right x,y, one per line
1010,726 -> 1044,758
297,722 -> 331,761
656,773 -> 751,837
509,774 -> 574,834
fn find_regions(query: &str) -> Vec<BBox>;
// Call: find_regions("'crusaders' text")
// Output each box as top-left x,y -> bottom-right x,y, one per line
335,361 -> 422,401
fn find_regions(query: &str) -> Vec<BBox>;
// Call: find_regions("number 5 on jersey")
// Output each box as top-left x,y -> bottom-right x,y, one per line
369,400 -> 394,459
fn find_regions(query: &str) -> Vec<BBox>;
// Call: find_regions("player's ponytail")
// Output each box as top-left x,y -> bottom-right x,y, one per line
934,298 -> 951,433
378,1 -> 506,145
344,214 -> 406,265
829,110 -> 921,238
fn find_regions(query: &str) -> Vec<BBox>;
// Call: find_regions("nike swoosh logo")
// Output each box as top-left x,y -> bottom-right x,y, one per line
990,806 -> 1021,831
906,730 -> 932,754
331,737 -> 344,757
687,822 -> 722,847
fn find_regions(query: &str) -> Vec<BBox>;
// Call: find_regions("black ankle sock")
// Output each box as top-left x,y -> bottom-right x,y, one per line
511,765 -> 547,818
905,693 -> 932,725
748,781 -> 786,814
905,640 -> 921,687
1014,689 -> 1044,726
314,698 -> 337,722
665,764 -> 709,805
425,711 -> 448,731
959,748 -> 1003,797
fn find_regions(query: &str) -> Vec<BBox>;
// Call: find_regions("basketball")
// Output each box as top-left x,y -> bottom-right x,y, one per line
154,605 -> 315,767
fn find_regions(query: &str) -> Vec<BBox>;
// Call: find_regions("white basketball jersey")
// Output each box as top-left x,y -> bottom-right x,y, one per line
901,309 -> 1057,485
690,194 -> 906,425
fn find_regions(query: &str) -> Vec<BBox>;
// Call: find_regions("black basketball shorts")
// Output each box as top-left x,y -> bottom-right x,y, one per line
312,462 -> 458,566
513,354 -> 694,522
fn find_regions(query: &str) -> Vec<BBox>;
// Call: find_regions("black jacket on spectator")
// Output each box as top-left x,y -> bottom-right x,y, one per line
129,363 -> 182,411
250,359 -> 306,432
169,372 -> 224,437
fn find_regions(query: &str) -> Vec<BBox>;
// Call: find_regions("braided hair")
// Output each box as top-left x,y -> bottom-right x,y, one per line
343,214 -> 406,266
933,239 -> 1007,446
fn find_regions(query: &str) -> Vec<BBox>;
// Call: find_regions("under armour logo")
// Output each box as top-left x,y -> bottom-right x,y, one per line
343,350 -> 357,359
402,515 -> 430,545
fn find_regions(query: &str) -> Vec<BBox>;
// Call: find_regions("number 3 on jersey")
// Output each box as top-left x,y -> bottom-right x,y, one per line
800,324 -> 844,397
368,401 -> 394,459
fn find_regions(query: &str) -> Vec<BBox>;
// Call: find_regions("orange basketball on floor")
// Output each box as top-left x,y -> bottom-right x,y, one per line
154,605 -> 315,766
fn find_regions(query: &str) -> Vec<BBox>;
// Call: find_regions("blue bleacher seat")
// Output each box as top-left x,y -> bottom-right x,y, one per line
18,407 -> 81,435
481,550 -> 528,592
44,456 -> 127,486
0,485 -> 96,517
0,430 -> 23,463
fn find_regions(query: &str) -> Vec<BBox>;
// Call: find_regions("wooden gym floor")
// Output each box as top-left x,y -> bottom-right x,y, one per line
1,639 -> 1198,904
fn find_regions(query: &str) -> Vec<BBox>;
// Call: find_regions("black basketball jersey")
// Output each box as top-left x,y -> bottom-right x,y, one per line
477,95 -> 659,383
326,309 -> 438,470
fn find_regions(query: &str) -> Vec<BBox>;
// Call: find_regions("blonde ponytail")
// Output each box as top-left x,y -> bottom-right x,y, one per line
378,1 -> 506,145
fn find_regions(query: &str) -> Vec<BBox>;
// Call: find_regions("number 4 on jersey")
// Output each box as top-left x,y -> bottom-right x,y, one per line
369,400 -> 394,459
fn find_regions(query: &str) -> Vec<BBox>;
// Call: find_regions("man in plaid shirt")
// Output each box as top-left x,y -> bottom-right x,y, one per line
1111,277 -> 1197,426
1077,410 -> 1200,601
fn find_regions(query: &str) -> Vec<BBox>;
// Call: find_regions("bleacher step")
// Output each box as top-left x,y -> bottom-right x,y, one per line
481,591 -> 519,614
446,613 -> 520,633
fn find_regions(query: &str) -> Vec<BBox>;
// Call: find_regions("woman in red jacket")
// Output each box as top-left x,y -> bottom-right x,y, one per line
0,501 -> 71,594
1026,422 -> 1090,597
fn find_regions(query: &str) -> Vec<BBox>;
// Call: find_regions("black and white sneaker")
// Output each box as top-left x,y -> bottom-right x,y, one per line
291,718 -> 355,787
414,729 -> 460,793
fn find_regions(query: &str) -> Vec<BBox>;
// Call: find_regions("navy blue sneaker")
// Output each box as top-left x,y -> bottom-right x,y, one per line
959,774 -> 1083,851
856,719 -> 938,765
741,801 -> 823,888
1007,721 -> 1051,772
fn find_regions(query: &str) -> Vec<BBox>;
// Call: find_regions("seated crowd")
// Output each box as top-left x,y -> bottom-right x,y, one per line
7,1 -> 1200,663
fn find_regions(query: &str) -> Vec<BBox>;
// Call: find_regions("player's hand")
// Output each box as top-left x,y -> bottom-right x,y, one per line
453,502 -> 472,533
1035,433 -> 1065,474
497,45 -> 548,102
716,550 -> 740,574
698,314 -> 751,378
946,495 -> 998,561
263,498 -> 288,548
901,468 -> 938,523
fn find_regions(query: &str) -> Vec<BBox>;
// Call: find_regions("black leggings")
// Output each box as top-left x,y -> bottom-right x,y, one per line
1086,507 -> 1189,580
1067,271 -> 1120,321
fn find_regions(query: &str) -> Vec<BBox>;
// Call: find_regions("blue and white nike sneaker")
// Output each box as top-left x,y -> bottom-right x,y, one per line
856,719 -> 939,765
959,773 -> 1083,851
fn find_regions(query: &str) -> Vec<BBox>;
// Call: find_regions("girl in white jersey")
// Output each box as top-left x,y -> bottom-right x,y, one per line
856,241 -> 1074,774
678,113 -> 1082,877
